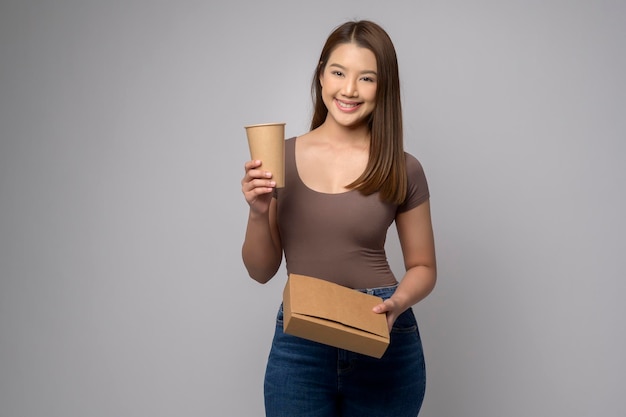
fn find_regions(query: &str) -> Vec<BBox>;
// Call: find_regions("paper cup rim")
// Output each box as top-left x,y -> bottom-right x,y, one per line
244,122 -> 286,129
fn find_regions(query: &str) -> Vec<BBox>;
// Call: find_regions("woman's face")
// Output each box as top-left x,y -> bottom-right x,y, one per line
319,43 -> 378,129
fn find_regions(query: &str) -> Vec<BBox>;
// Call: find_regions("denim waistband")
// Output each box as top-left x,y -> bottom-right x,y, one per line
354,283 -> 398,299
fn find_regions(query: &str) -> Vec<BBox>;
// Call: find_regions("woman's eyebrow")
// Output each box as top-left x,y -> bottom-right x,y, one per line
328,63 -> 377,76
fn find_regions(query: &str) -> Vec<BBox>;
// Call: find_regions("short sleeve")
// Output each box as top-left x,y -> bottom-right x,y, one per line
397,153 -> 430,213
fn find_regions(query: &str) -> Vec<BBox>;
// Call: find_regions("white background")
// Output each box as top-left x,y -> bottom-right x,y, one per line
1,1 -> 624,416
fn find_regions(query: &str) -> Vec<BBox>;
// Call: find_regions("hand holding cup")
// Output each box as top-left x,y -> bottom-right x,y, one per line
241,123 -> 285,214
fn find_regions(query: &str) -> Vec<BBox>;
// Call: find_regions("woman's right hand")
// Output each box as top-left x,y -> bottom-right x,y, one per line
241,160 -> 282,283
241,160 -> 276,215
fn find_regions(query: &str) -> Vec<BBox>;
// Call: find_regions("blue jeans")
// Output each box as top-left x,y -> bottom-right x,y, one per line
264,285 -> 426,417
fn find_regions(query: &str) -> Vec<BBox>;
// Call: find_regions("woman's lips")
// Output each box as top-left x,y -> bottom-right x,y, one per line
335,99 -> 361,112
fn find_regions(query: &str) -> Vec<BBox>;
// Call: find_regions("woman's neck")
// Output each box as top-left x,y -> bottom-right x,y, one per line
315,119 -> 371,148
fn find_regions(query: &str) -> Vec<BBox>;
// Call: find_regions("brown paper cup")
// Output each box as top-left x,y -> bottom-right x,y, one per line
245,122 -> 286,188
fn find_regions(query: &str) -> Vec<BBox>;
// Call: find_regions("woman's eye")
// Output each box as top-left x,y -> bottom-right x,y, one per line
332,71 -> 344,77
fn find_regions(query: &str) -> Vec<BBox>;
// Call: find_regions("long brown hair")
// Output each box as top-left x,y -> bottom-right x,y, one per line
311,20 -> 407,205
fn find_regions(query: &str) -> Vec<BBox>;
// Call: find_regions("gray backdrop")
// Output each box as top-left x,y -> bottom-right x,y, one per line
1,1 -> 624,416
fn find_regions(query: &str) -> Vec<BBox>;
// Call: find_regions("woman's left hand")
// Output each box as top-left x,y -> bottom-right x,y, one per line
373,298 -> 406,332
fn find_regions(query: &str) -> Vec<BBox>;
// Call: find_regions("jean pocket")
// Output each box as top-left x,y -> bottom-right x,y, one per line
391,308 -> 418,334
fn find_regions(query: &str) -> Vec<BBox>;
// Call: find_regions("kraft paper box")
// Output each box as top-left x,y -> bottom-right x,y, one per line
283,273 -> 390,358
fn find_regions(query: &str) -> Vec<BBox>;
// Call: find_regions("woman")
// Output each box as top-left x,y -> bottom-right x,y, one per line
241,20 -> 436,417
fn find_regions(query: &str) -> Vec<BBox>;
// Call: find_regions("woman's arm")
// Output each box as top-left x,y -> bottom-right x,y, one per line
373,200 -> 437,329
241,160 -> 283,283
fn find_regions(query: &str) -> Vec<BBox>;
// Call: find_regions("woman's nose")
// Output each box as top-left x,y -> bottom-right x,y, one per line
341,78 -> 359,98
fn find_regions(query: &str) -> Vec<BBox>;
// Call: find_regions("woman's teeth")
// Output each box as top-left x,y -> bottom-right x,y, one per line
337,100 -> 358,108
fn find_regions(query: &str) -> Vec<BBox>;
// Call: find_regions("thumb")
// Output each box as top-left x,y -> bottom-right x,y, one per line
372,299 -> 392,314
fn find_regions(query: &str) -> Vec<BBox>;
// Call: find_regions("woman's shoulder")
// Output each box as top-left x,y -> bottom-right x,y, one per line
292,130 -> 318,145
284,136 -> 298,152
398,151 -> 430,211
403,151 -> 426,176
286,132 -> 311,147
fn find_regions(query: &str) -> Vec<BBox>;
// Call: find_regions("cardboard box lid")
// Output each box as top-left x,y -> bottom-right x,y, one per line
286,274 -> 389,339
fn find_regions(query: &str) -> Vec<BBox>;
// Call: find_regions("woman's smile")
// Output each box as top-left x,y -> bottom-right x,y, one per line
335,98 -> 362,112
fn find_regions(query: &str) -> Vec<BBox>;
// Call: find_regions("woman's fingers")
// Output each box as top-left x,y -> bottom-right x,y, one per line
241,160 -> 276,212
243,161 -> 273,183
373,298 -> 402,331
244,179 -> 276,194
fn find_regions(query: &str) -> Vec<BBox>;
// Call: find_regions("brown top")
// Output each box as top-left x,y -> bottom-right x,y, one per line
275,137 -> 430,289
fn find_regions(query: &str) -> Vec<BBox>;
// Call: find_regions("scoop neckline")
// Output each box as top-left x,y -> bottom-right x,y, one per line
292,136 -> 357,196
